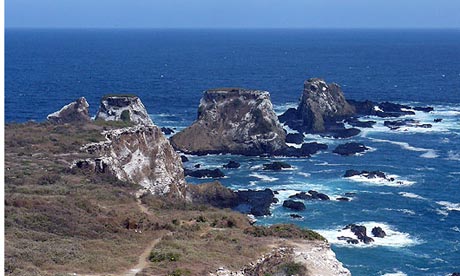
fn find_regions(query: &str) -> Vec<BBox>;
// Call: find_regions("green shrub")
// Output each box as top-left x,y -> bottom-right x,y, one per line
279,262 -> 306,275
120,110 -> 131,122
168,269 -> 191,276
149,251 -> 180,262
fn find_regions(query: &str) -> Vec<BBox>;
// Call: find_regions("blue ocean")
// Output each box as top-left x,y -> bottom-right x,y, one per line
5,29 -> 460,276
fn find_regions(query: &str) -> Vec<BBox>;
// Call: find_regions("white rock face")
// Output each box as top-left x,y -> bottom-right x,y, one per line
171,88 -> 287,156
80,125 -> 186,198
47,97 -> 91,124
95,95 -> 154,126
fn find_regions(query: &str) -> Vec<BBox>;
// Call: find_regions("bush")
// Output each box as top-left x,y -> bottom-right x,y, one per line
149,251 -> 180,262
120,110 -> 131,122
279,262 -> 306,275
168,269 -> 191,276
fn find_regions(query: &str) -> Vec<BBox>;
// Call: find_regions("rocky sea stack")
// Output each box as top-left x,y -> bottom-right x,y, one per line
170,88 -> 287,156
47,97 -> 91,124
280,78 -> 356,135
95,94 -> 154,126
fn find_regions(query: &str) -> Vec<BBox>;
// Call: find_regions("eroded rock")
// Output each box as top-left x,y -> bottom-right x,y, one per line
47,97 -> 91,124
95,95 -> 153,126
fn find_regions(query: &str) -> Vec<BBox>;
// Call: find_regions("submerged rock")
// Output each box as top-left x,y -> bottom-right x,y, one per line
78,125 -> 186,198
47,97 -> 91,124
333,142 -> 369,156
95,95 -> 153,126
170,88 -> 286,156
223,160 -> 241,169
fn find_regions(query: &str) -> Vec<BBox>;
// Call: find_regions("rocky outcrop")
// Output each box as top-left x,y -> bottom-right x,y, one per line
283,200 -> 306,211
343,224 -> 374,244
187,181 -> 277,216
78,125 -> 186,198
279,78 -> 356,135
170,88 -> 287,156
47,97 -> 91,124
223,160 -> 241,169
184,168 -> 225,178
289,190 -> 330,201
262,161 -> 291,171
95,95 -> 154,126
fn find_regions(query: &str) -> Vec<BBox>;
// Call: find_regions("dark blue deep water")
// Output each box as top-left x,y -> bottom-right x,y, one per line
6,29 -> 460,276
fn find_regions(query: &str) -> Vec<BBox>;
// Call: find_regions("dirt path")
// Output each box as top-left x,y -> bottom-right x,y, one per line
124,236 -> 162,276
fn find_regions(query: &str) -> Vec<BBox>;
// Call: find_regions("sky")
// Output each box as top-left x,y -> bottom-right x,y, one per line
5,0 -> 460,29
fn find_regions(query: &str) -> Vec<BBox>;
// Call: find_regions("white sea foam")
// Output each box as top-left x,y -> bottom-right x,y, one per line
381,271 -> 408,276
398,192 -> 427,200
347,174 -> 415,187
367,137 -> 437,158
298,172 -> 311,178
436,201 -> 460,212
274,102 -> 298,115
447,151 -> 460,161
451,226 -> 460,233
249,173 -> 279,182
382,208 -> 416,215
286,142 -> 302,148
317,221 -> 420,248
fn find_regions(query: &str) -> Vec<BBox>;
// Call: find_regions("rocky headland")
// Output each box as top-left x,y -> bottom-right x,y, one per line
95,94 -> 154,126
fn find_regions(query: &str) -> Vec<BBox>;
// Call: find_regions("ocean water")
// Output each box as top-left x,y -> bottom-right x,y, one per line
5,29 -> 460,276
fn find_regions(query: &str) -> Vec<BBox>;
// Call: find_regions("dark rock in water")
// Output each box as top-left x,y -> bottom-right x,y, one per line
278,107 -> 300,123
279,78 -> 355,134
161,127 -> 175,135
47,97 -> 91,124
283,200 -> 306,211
344,170 -> 361,178
414,106 -> 434,112
384,119 -> 432,130
184,168 -> 225,178
300,142 -> 328,156
333,142 -> 369,156
194,164 -> 201,168
308,190 -> 330,200
344,224 -> 375,244
434,118 -> 443,123
451,273 -> 460,276
170,88 -> 287,156
345,117 -> 376,128
235,189 -> 278,216
286,133 -> 304,144
290,214 -> 303,219
338,236 -> 360,244
372,226 -> 387,238
223,160 -> 241,169
180,155 -> 189,163
344,192 -> 357,197
336,197 -> 350,202
324,127 -> 361,138
95,95 -> 154,126
289,192 -> 313,200
187,181 -> 276,217
263,161 -> 291,171
348,99 -> 416,118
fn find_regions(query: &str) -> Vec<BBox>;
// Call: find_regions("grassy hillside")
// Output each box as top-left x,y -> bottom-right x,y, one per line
5,122 -> 324,276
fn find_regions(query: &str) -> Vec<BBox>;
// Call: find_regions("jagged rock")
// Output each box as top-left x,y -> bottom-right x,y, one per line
235,189 -> 278,216
333,142 -> 369,156
47,97 -> 91,124
263,161 -> 291,171
344,170 -> 388,180
180,155 -> 189,163
184,168 -> 225,178
336,197 -> 350,202
434,118 -> 443,123
344,170 -> 361,177
286,133 -> 304,144
223,160 -> 241,169
384,119 -> 432,130
79,125 -> 186,198
170,88 -> 287,156
283,200 -> 306,211
371,226 -> 386,238
414,106 -> 434,112
161,127 -> 175,135
95,95 -> 153,126
290,214 -> 303,219
343,224 -> 374,244
194,164 -> 201,168
289,192 -> 313,200
348,100 -> 418,118
308,190 -> 330,200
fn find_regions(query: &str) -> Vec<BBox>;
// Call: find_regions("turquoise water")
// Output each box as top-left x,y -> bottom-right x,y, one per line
5,29 -> 460,275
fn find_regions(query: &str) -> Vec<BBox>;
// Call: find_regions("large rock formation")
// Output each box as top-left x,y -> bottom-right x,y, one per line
95,95 -> 154,126
170,88 -> 287,156
280,78 -> 355,134
47,97 -> 91,124
78,124 -> 186,198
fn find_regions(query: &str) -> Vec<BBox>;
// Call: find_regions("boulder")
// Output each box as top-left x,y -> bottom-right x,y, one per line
184,168 -> 225,178
290,214 -> 303,219
263,161 -> 291,171
308,190 -> 330,200
286,133 -> 304,144
170,88 -> 287,156
161,127 -> 175,135
414,106 -> 434,112
95,95 -> 153,126
336,197 -> 350,202
223,160 -> 241,169
434,118 -> 443,123
289,192 -> 313,200
47,97 -> 91,124
344,170 -> 361,178
275,142 -> 327,157
282,200 -> 306,211
345,117 -> 376,128
235,189 -> 278,216
180,155 -> 189,163
348,100 -> 418,118
371,226 -> 386,238
79,125 -> 186,198
333,142 -> 369,156
343,224 -> 374,244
